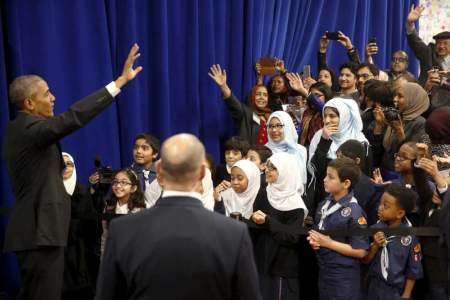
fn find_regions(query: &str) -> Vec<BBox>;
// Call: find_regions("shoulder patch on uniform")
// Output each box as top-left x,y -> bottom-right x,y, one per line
357,216 -> 367,225
401,235 -> 412,246
341,207 -> 352,217
414,243 -> 421,253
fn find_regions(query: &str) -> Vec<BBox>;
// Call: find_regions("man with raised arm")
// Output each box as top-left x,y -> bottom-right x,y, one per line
2,44 -> 142,300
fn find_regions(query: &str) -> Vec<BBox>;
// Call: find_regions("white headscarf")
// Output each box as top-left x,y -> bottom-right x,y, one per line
266,152 -> 308,216
266,111 -> 307,188
309,97 -> 368,161
62,152 -> 76,196
221,160 -> 261,219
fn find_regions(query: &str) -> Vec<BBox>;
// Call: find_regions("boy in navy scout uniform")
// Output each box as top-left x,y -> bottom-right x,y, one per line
362,183 -> 423,300
308,157 -> 369,300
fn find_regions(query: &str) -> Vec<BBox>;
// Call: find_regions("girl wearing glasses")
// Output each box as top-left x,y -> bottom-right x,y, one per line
101,168 -> 146,257
266,111 -> 308,196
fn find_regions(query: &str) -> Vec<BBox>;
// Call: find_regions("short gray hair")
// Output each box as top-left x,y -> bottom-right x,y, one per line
9,75 -> 44,107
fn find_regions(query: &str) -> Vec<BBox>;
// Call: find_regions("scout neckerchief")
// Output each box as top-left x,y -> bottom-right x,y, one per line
318,197 -> 357,230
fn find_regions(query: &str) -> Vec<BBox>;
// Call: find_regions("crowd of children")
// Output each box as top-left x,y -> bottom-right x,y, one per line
61,5 -> 450,300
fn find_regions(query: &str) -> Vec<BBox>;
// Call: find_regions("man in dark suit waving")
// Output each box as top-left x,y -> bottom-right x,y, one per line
2,44 -> 142,300
96,133 -> 261,300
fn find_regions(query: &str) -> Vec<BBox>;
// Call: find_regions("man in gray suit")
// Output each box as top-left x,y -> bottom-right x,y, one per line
3,44 -> 142,300
96,133 -> 261,300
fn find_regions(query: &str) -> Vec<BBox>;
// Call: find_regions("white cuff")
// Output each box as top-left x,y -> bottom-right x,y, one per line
437,183 -> 448,194
105,81 -> 121,97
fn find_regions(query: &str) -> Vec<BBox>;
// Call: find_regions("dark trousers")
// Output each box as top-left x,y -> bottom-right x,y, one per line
260,274 -> 299,300
16,246 -> 65,300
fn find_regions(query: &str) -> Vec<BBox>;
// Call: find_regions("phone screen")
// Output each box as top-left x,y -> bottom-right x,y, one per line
303,65 -> 311,78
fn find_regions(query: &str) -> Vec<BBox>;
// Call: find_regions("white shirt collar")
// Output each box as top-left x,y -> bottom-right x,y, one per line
162,190 -> 202,201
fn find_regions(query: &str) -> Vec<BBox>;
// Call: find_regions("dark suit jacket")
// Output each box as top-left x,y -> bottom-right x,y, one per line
2,87 -> 114,252
96,196 -> 261,300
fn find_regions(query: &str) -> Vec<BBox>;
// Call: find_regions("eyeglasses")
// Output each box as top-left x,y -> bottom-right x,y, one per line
394,153 -> 415,161
392,57 -> 407,63
112,180 -> 132,187
267,124 -> 284,130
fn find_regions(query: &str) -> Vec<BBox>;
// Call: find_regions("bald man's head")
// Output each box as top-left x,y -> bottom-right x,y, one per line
158,134 -> 206,188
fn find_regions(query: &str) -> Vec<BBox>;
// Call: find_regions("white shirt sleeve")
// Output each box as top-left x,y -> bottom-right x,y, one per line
105,81 -> 121,97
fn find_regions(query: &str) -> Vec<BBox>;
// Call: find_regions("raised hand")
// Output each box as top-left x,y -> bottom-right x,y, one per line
303,77 -> 317,90
337,31 -> 354,50
417,157 -> 439,178
407,4 -> 425,25
371,168 -> 385,185
286,72 -> 308,96
115,43 -> 143,88
366,42 -> 378,57
208,64 -> 227,87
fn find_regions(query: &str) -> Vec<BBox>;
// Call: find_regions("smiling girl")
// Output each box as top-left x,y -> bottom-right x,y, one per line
101,168 -> 146,257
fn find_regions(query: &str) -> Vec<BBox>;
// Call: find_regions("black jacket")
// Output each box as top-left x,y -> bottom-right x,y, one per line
3,87 -> 114,252
96,196 -> 261,300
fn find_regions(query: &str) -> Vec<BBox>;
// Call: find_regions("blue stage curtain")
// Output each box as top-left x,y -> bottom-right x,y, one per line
0,0 -> 418,296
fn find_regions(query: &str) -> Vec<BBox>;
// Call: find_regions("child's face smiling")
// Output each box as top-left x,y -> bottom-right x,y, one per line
112,172 -> 136,201
268,117 -> 285,143
133,139 -> 156,169
230,166 -> 249,193
225,150 -> 242,168
377,192 -> 404,222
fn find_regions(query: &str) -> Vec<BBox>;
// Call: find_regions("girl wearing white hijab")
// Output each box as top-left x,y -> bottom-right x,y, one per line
62,152 -> 77,195
308,97 -> 368,161
307,98 -> 369,214
266,111 -> 307,193
220,159 -> 261,219
251,152 -> 307,300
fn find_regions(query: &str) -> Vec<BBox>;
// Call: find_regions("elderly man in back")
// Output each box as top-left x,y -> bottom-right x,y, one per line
96,133 -> 261,300
406,4 -> 450,108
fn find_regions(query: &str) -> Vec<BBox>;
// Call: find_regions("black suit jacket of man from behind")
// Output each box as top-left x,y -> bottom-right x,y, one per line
96,196 -> 262,300
2,87 -> 114,252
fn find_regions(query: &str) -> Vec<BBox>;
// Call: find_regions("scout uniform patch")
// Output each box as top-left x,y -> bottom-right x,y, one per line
357,216 -> 367,225
341,207 -> 351,217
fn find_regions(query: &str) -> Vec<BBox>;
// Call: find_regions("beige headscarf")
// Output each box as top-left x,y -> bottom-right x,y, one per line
383,82 -> 429,150
400,82 -> 429,121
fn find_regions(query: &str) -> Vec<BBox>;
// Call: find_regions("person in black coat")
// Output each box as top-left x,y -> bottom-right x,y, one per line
96,134 -> 261,300
2,44 -> 142,300
61,153 -> 99,300
251,152 -> 308,300
209,64 -> 272,145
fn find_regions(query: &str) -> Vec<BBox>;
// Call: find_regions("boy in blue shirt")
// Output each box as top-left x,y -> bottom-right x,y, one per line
362,183 -> 423,300
308,157 -> 369,300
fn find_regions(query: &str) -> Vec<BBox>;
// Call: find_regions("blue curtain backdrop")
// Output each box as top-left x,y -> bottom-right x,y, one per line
0,0 -> 418,295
